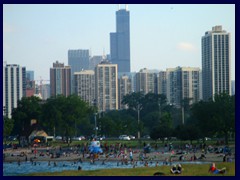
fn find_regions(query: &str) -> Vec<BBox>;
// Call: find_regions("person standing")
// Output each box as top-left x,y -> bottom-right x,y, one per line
129,149 -> 133,161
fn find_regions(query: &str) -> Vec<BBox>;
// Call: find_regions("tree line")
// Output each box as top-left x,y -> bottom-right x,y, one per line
4,92 -> 235,145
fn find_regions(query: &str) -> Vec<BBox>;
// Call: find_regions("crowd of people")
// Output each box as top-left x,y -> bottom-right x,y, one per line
3,139 -> 234,175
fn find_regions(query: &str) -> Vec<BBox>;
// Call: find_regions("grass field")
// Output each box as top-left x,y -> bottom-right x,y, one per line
27,162 -> 235,176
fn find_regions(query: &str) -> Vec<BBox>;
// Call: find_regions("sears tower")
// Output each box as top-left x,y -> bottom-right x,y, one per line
110,5 -> 130,73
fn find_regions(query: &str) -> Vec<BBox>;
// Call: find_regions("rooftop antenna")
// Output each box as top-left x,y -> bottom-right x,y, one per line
125,4 -> 128,11
102,48 -> 106,60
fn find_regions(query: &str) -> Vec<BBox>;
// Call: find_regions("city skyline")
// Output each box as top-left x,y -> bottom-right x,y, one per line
3,4 -> 235,81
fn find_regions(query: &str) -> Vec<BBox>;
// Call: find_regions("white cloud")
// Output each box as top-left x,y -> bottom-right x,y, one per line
177,42 -> 196,51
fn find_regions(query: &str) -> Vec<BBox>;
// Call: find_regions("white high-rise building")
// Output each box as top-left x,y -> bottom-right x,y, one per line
202,25 -> 231,101
118,75 -> 132,109
74,70 -> 95,105
135,68 -> 155,94
3,63 -> 26,118
40,84 -> 50,100
95,61 -> 118,112
231,80 -> 235,95
166,67 -> 200,107
157,71 -> 167,96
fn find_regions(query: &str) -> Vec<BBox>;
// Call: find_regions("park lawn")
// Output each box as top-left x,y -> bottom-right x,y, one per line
27,162 -> 235,176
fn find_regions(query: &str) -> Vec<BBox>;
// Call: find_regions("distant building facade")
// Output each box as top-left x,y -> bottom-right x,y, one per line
26,80 -> 35,97
202,25 -> 231,100
118,75 -> 132,109
89,56 -> 103,70
50,61 -> 71,97
157,71 -> 167,96
95,61 -> 118,112
166,67 -> 200,107
40,84 -> 50,100
135,68 -> 155,94
74,70 -> 95,105
68,49 -> 90,93
26,70 -> 34,81
231,80 -> 235,95
3,62 -> 26,118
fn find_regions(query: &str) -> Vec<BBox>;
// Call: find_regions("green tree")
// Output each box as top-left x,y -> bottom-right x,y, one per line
150,125 -> 173,142
122,92 -> 144,111
142,93 -> 167,115
142,111 -> 160,134
191,93 -> 235,145
212,93 -> 235,144
3,116 -> 14,145
181,97 -> 193,124
11,96 -> 42,139
150,111 -> 173,142
174,124 -> 200,144
41,95 -> 93,143
41,97 -> 63,137
122,92 -> 144,138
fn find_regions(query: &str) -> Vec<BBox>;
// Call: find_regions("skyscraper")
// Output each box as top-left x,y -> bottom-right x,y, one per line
95,61 -> 118,112
231,80 -> 235,95
68,49 -> 90,93
40,84 -> 50,100
26,70 -> 34,81
166,67 -> 200,107
74,70 -> 95,105
3,62 -> 26,118
202,25 -> 231,101
89,56 -> 103,70
118,75 -> 132,109
50,61 -> 71,97
157,71 -> 167,96
110,5 -> 130,73
135,68 -> 155,94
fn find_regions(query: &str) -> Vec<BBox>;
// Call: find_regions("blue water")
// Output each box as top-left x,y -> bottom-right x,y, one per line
3,161 -> 210,176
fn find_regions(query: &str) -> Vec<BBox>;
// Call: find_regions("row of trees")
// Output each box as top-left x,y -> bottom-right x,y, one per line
7,95 -> 94,143
4,92 -> 235,145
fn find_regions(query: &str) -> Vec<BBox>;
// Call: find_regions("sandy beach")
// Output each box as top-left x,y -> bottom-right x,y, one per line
3,145 -> 235,164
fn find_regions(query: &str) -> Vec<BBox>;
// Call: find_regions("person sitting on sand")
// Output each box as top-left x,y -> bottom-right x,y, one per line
208,163 -> 226,174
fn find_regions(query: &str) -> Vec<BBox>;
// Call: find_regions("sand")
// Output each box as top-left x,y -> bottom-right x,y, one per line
3,145 -> 235,163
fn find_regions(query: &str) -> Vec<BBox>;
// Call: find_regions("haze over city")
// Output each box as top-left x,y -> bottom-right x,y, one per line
3,4 -> 235,81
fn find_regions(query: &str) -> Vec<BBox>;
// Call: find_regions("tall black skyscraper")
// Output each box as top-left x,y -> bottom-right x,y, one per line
110,5 -> 130,73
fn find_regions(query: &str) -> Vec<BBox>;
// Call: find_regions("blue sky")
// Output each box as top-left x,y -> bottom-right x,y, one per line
3,4 -> 235,81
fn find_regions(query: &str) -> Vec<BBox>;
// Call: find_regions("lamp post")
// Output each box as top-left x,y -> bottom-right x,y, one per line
137,105 -> 140,139
94,113 -> 98,137
158,98 -> 161,121
182,106 -> 185,125
137,104 -> 142,139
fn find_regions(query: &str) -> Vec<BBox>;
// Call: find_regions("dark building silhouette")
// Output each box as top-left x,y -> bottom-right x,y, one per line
110,5 -> 130,73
